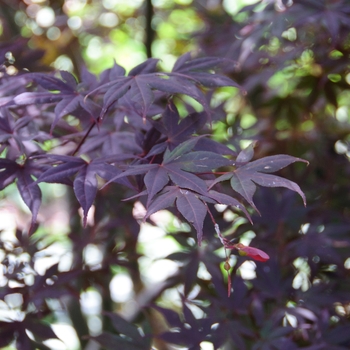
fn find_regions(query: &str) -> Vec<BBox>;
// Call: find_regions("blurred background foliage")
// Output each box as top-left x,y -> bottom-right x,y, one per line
1,0 -> 350,349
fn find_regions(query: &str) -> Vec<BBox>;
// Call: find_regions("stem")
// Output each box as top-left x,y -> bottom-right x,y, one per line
71,121 -> 96,156
145,0 -> 155,58
204,202 -> 232,296
204,202 -> 227,254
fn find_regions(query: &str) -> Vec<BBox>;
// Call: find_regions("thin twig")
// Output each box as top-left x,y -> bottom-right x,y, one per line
71,121 -> 96,156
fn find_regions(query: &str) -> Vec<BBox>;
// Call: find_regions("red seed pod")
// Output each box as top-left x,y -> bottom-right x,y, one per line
224,261 -> 231,271
235,243 -> 270,262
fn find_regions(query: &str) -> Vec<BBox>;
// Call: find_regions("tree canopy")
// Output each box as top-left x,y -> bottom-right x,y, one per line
1,1 -> 350,349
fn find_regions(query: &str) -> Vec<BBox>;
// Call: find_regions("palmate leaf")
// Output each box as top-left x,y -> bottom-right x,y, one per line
152,102 -> 207,150
90,55 -> 238,120
171,53 -> 241,89
204,190 -> 252,224
176,190 -> 207,244
144,186 -> 208,244
0,158 -> 19,190
78,129 -> 142,157
170,151 -> 232,172
0,159 -> 45,232
36,155 -> 131,225
13,71 -> 99,132
13,72 -> 75,107
95,72 -> 210,120
14,92 -> 66,105
17,168 -> 42,232
108,159 -> 209,205
0,109 -> 41,154
210,149 -> 308,212
107,138 -> 234,242
163,136 -> 204,163
110,137 -> 230,203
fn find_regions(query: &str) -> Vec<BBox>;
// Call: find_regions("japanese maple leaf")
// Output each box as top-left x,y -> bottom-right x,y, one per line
143,186 -> 208,245
152,102 -> 207,150
88,55 -> 239,121
88,58 -> 209,120
108,135 -> 234,245
107,137 -> 232,207
36,155 -> 132,226
171,52 -> 241,89
0,108 -> 48,157
0,158 -> 43,232
13,71 -> 100,132
210,143 -> 308,213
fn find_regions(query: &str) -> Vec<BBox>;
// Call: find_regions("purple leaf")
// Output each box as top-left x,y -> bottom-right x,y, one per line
128,58 -> 159,76
144,186 -> 178,219
73,165 -> 98,226
127,76 -> 155,117
109,62 -> 126,80
60,71 -> 77,88
90,161 -> 134,189
230,161 -> 307,211
149,75 -> 210,115
52,95 -> 82,131
154,103 -> 206,149
54,95 -> 81,119
151,305 -> 183,328
210,153 -> 308,211
230,172 -> 260,212
195,137 -> 236,156
0,112 -> 12,134
236,142 -> 256,164
176,190 -> 207,245
146,142 -> 167,158
250,173 -> 306,205
172,52 -> 192,72
36,154 -> 86,162
103,312 -> 144,345
172,56 -> 228,73
28,72 -> 74,92
79,97 -> 101,119
172,151 -> 232,172
241,154 -> 309,173
102,77 -> 132,113
144,166 -> 169,204
36,160 -> 86,184
0,159 -> 19,190
186,72 -> 240,88
206,190 -> 252,224
164,163 -> 208,195
104,163 -> 158,187
17,169 -> 42,229
24,318 -> 58,340
14,92 -> 64,105
163,136 -> 204,163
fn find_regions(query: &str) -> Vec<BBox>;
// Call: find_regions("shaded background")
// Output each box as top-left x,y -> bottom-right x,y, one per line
1,0 -> 350,349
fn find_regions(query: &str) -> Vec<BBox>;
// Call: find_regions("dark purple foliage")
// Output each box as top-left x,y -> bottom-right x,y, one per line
1,0 -> 350,349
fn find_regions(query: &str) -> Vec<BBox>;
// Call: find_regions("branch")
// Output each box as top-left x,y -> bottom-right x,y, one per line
145,0 -> 155,58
